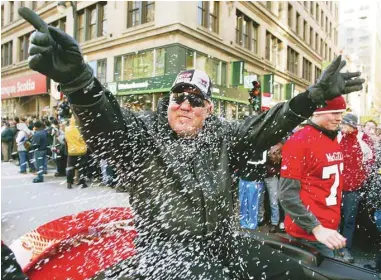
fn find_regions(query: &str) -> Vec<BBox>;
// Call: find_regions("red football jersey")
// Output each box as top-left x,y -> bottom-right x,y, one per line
281,125 -> 344,241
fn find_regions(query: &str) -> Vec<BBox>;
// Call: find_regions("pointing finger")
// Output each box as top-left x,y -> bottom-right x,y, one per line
18,7 -> 49,33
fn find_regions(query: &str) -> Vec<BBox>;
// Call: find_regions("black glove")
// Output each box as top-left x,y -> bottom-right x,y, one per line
307,55 -> 365,106
18,7 -> 94,95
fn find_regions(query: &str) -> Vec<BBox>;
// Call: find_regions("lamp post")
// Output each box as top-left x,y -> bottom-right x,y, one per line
57,1 -> 77,39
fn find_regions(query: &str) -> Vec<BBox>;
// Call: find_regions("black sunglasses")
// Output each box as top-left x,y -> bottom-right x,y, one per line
171,92 -> 206,108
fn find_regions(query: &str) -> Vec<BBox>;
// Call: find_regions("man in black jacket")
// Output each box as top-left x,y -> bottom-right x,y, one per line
31,121 -> 47,183
1,122 -> 14,162
19,7 -> 365,280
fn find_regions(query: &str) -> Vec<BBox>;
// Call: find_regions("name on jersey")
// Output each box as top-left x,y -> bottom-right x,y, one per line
326,152 -> 343,162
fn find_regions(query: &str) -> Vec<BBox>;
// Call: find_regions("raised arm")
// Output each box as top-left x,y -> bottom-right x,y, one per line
230,55 -> 364,168
18,7 -> 149,164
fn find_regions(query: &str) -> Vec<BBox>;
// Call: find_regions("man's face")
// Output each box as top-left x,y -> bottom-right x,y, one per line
313,112 -> 343,131
167,87 -> 213,138
340,124 -> 355,134
364,121 -> 376,136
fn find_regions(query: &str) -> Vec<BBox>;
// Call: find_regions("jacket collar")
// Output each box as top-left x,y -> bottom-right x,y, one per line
307,120 -> 338,140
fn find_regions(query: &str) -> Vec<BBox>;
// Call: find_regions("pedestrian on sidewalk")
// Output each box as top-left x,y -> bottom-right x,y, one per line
16,119 -> 35,174
263,141 -> 284,233
31,121 -> 47,183
65,116 -> 88,189
51,120 -> 67,177
1,122 -> 14,162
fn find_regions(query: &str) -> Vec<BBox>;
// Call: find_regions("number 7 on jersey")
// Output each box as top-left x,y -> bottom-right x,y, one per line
322,163 -> 344,206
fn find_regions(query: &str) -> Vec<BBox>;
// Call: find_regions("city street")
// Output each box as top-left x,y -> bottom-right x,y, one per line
1,161 -> 130,245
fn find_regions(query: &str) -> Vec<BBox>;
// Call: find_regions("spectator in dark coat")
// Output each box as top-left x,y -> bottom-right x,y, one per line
31,121 -> 48,183
1,122 -> 14,162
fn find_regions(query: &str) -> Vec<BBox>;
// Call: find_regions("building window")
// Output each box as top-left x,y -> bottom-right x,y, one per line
1,5 -> 4,27
315,66 -> 321,82
186,49 -> 194,69
155,48 -> 165,76
315,33 -> 319,51
97,59 -> 107,85
288,4 -> 293,28
76,2 -> 107,43
310,2 -> 314,16
100,2 -> 107,36
316,4 -> 319,23
310,27 -> 313,46
20,1 -> 25,8
194,51 -> 226,86
266,31 -> 282,66
127,1 -> 140,27
32,1 -> 37,10
296,12 -> 300,35
127,1 -> 155,28
320,10 -> 323,27
302,58 -> 312,82
251,21 -> 259,54
320,38 -> 323,55
198,1 -> 219,33
114,47 -> 165,81
145,1 -> 155,23
278,2 -> 283,18
325,17 -> 328,33
10,1 -> 14,22
324,43 -> 328,60
266,1 -> 272,10
329,22 -> 332,38
1,41 -> 13,67
287,46 -> 299,75
303,20 -> 308,41
50,17 -> 66,31
236,10 -> 259,53
77,11 -> 85,43
18,33 -> 30,62
88,5 -> 97,40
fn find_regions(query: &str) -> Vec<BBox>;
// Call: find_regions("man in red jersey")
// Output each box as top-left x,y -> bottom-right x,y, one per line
279,96 -> 347,258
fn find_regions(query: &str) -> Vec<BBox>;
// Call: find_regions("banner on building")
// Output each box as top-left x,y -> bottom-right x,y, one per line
1,73 -> 47,99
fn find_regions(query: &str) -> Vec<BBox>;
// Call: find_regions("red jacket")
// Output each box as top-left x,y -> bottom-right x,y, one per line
338,130 -> 373,191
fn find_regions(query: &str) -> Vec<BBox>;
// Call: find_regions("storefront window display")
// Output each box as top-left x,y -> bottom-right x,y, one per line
114,48 -> 165,81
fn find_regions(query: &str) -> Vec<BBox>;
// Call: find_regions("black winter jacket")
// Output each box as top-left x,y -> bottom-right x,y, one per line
70,81 -> 316,243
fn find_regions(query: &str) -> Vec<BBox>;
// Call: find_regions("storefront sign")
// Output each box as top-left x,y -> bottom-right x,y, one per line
1,73 -> 47,99
116,74 -> 177,94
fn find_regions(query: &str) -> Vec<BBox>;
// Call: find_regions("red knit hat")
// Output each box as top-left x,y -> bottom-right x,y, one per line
313,96 -> 346,114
